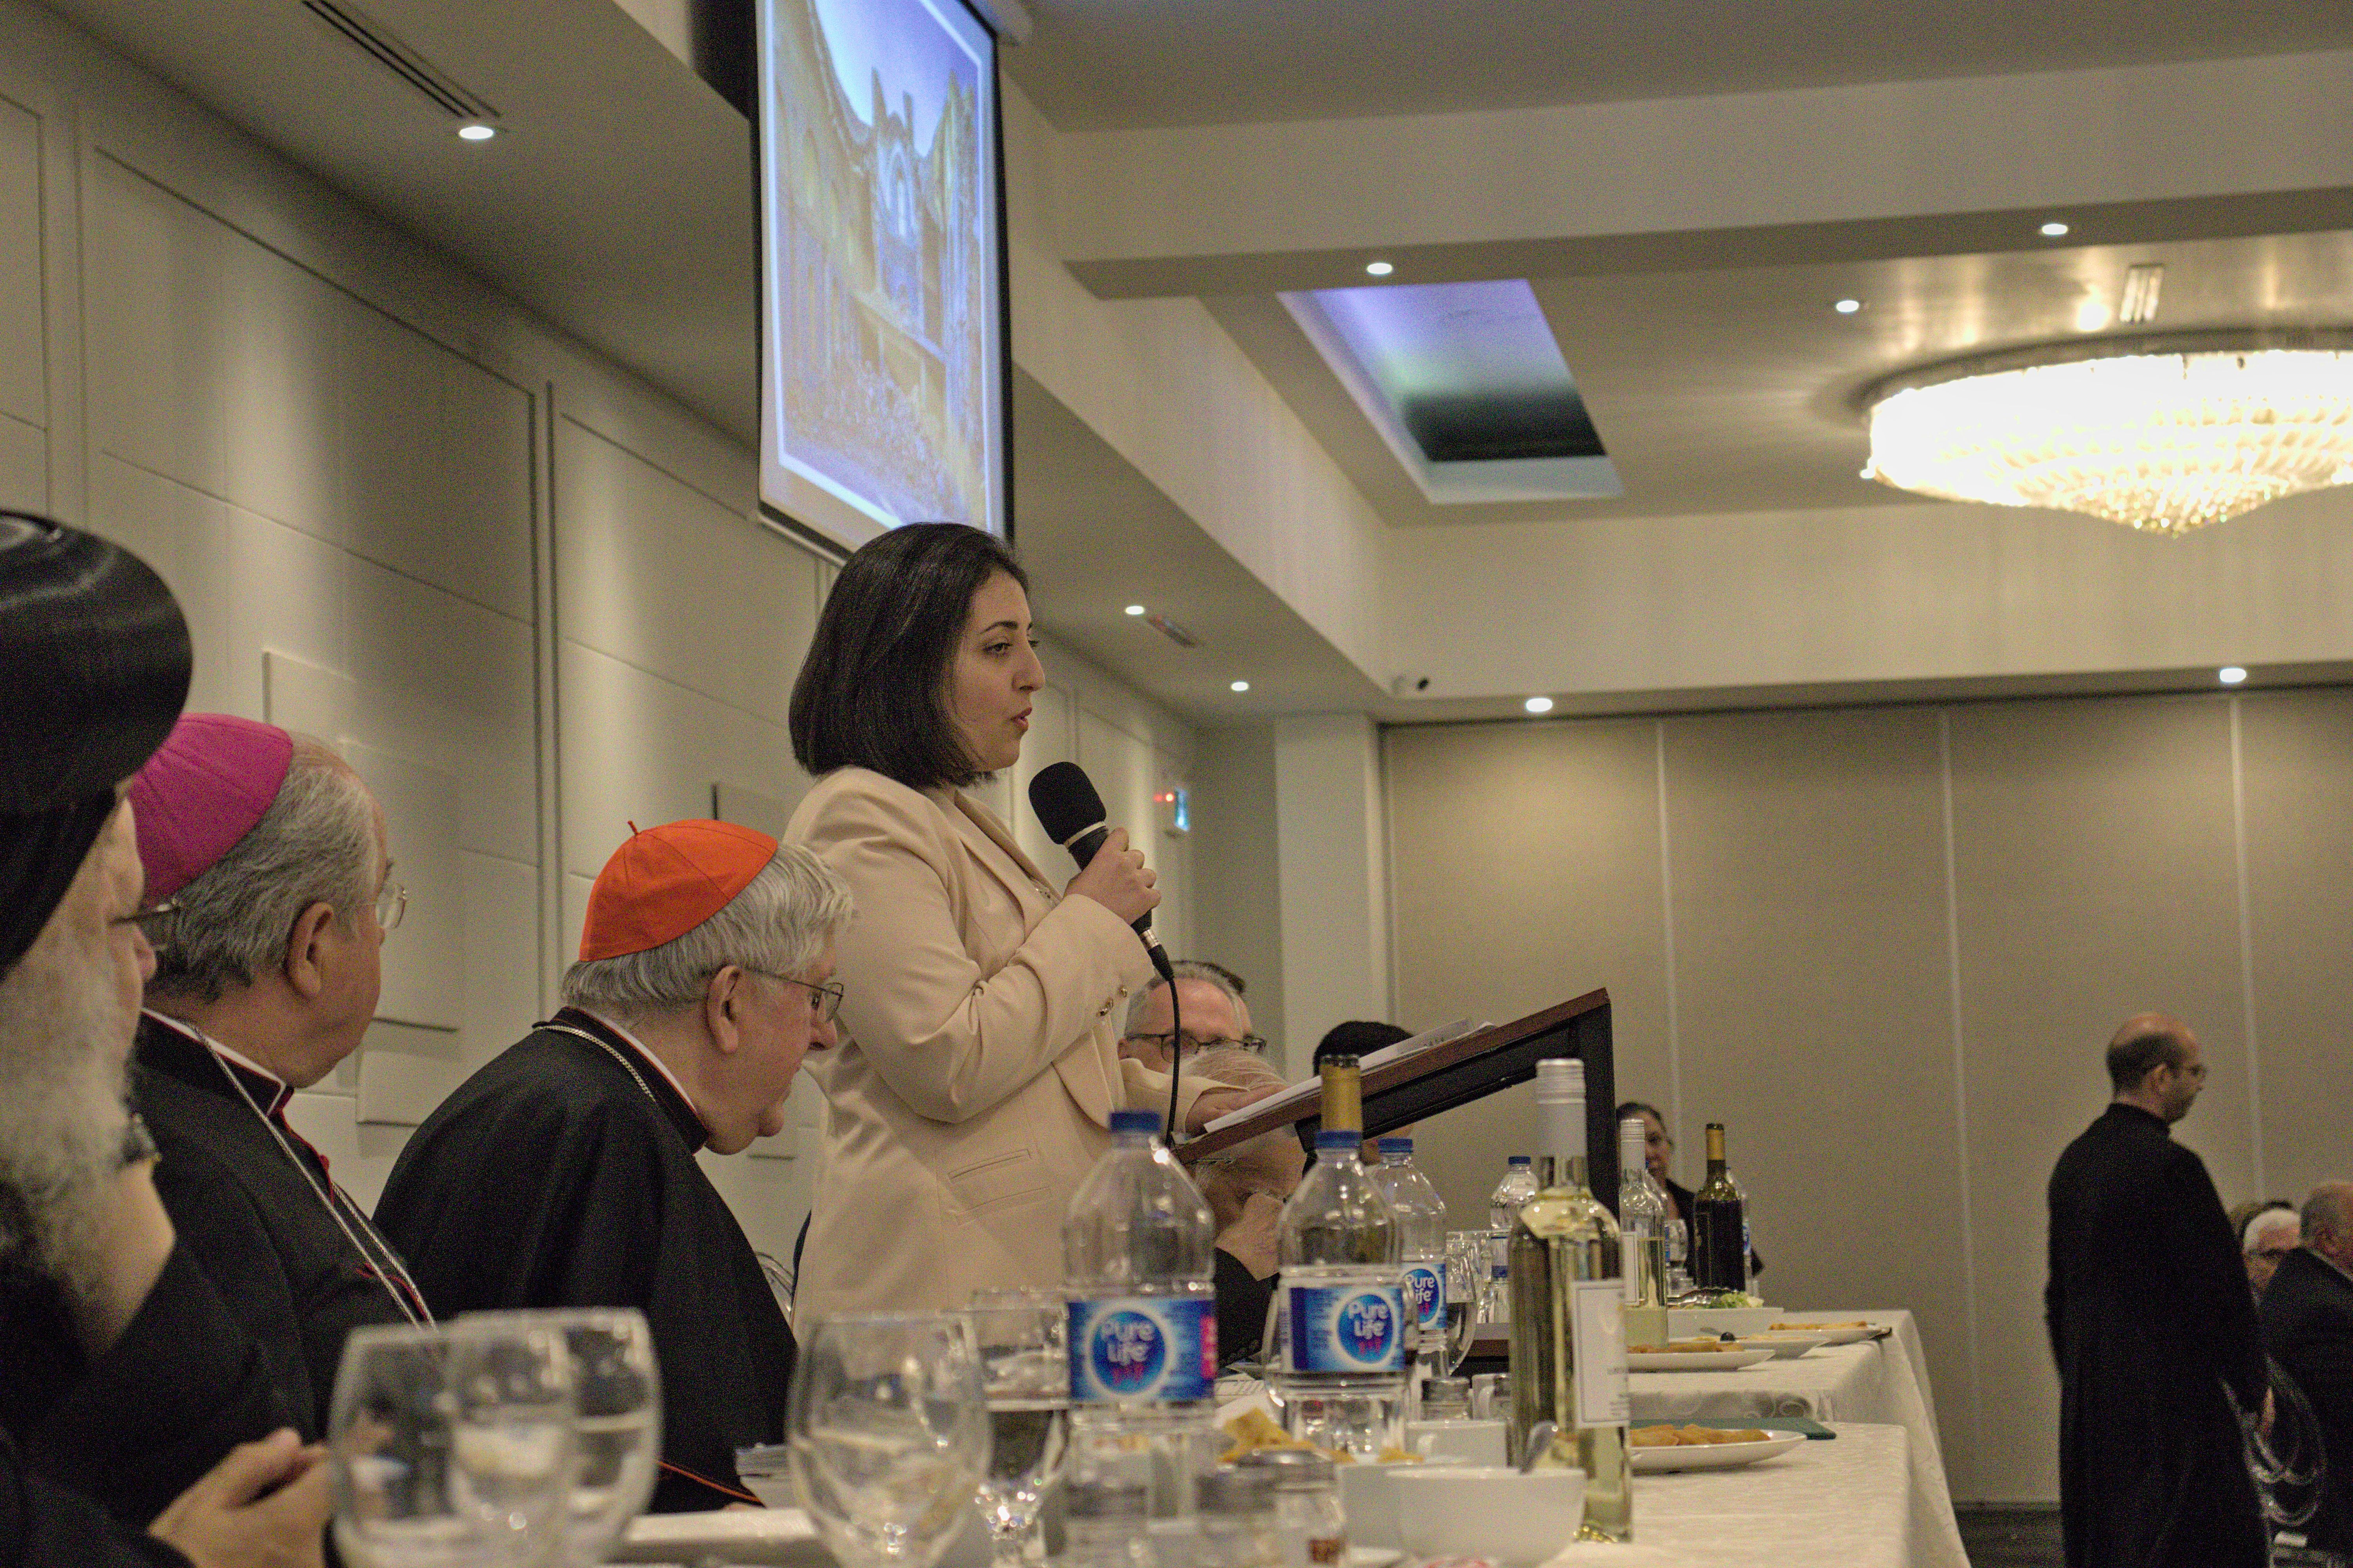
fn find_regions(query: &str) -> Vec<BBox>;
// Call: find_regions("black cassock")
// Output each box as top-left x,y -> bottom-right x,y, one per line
2259,1247 -> 2353,1553
132,1011 -> 419,1437
374,1009 -> 796,1512
0,1241 -> 293,1530
2046,1102 -> 2267,1568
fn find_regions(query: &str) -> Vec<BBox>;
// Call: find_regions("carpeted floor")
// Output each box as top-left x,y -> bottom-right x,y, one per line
1955,1507 -> 2064,1567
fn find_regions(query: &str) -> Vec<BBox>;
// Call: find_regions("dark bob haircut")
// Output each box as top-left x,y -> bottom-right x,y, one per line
789,523 -> 1029,791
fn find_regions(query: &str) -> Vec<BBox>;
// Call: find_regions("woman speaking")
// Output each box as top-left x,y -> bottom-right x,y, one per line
786,524 -> 1256,1315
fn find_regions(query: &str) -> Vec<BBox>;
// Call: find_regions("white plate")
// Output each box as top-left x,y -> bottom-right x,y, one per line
1738,1331 -> 1829,1359
1627,1347 -> 1774,1372
612,1507 -> 830,1565
1631,1433 -> 1807,1472
1350,1549 -> 1403,1568
1773,1321 -> 1881,1345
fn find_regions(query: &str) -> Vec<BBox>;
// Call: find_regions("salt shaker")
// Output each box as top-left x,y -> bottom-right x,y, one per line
1197,1467 -> 1283,1568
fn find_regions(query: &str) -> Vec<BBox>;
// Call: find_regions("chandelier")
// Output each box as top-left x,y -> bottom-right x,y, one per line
1858,331 -> 2353,537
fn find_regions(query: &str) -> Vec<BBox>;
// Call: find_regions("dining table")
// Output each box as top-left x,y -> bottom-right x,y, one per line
1622,1309 -> 1967,1568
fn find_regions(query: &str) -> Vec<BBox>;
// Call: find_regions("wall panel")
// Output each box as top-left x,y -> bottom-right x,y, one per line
1387,717 -> 1670,1231
2235,690 -> 2353,1205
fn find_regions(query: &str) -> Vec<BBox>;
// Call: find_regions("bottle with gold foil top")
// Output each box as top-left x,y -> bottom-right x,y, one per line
1508,1058 -> 1632,1541
1269,1055 -> 1406,1458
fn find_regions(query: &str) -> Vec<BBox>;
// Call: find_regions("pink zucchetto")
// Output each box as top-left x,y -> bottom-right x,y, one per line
127,713 -> 295,903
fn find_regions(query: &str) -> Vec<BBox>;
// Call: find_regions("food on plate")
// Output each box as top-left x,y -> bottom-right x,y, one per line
1691,1290 -> 1764,1309
1629,1338 -> 1748,1354
1218,1408 -> 1421,1466
1775,1319 -> 1868,1330
1220,1408 -> 1310,1462
1629,1424 -> 1771,1447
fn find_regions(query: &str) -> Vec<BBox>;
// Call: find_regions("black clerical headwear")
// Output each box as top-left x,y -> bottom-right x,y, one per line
0,513 -> 190,978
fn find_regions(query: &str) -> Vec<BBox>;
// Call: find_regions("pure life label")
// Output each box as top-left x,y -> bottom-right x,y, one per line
1286,1283 -> 1407,1372
1068,1297 -> 1216,1403
1403,1265 -> 1446,1329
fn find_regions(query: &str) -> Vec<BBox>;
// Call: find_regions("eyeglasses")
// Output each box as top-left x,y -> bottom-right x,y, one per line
751,971 -> 844,1026
122,899 -> 180,950
375,881 -> 407,935
2251,1245 -> 2297,1263
1124,1031 -> 1268,1055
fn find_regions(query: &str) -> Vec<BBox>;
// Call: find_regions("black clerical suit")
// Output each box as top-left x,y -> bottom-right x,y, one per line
2261,1247 -> 2353,1554
132,1011 -> 420,1438
0,1241 -> 293,1531
0,1431 -> 189,1568
1214,1250 -> 1275,1369
2046,1102 -> 2268,1568
374,1008 -> 796,1513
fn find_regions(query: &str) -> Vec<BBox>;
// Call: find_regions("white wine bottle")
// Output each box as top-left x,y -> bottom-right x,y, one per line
1507,1060 -> 1632,1542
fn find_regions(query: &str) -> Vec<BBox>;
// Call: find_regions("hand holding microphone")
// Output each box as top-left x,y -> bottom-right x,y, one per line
1064,826 -> 1159,926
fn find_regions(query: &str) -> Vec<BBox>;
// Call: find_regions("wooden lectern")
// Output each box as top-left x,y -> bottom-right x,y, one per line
1173,987 -> 1619,1211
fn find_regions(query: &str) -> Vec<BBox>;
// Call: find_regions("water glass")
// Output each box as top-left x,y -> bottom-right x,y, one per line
789,1311 -> 991,1568
331,1319 -> 575,1568
467,1308 -> 660,1566
966,1290 -> 1069,1568
1441,1233 -> 1486,1371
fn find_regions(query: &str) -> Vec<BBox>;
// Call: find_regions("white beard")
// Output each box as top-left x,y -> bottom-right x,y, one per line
0,915 -> 135,1291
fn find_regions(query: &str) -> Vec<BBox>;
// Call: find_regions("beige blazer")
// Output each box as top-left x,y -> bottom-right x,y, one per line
787,767 -> 1202,1316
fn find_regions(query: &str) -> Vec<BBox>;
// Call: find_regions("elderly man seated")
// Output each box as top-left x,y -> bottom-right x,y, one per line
376,820 -> 849,1512
0,514 -> 329,1565
1119,959 -> 1264,1073
125,715 -> 422,1439
1187,1045 -> 1306,1365
2259,1182 -> 2353,1557
2236,1200 -> 2301,1300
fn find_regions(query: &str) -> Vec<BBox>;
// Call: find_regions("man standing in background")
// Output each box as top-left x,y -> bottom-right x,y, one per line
2258,1182 -> 2353,1556
2046,1014 -> 2269,1568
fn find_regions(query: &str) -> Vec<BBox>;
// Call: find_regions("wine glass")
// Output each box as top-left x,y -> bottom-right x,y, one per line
466,1309 -> 659,1566
966,1290 -> 1070,1567
789,1311 -> 991,1568
1441,1232 -> 1485,1373
330,1320 -> 575,1568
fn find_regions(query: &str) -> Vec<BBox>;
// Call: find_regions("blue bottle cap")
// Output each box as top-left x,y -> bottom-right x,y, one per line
1379,1136 -> 1413,1155
1315,1129 -> 1361,1151
1508,1154 -> 1532,1166
1110,1110 -> 1162,1135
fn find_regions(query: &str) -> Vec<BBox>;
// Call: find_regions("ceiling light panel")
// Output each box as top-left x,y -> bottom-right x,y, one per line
1279,279 -> 1622,505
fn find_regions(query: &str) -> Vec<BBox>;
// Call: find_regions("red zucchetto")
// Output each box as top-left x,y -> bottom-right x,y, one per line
578,819 -> 778,961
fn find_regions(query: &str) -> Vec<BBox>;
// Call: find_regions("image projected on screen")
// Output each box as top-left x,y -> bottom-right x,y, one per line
759,0 -> 1002,547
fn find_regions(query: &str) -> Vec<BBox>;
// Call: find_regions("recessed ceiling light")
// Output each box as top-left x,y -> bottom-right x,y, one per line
1834,298 -> 1862,314
457,123 -> 497,142
1229,680 -> 1251,693
1364,260 -> 1394,277
1523,696 -> 1554,714
2039,220 -> 2069,237
2219,666 -> 2248,685
1124,604 -> 1146,617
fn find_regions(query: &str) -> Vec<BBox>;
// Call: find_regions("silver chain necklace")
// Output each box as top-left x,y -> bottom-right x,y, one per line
538,1019 -> 663,1111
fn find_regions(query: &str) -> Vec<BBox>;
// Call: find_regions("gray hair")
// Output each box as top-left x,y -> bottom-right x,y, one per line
2303,1184 -> 2353,1245
561,841 -> 850,1021
1123,958 -> 1248,1040
149,739 -> 377,1005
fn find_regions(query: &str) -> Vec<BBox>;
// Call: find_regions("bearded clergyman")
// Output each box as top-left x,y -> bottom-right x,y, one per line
0,512 -> 330,1567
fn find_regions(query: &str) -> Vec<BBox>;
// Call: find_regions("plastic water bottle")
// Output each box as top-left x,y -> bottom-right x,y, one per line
1489,1154 -> 1539,1229
1064,1109 -> 1220,1518
1271,1056 -> 1406,1459
1486,1155 -> 1539,1325
1370,1136 -> 1450,1373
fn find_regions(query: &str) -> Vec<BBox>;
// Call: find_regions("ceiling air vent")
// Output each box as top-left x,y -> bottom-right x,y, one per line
300,0 -> 500,124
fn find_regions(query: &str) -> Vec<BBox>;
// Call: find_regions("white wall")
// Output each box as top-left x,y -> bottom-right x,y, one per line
2,1 -> 1198,1265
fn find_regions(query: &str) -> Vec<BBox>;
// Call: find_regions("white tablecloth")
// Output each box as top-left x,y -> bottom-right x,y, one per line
1626,1310 -> 1964,1568
1548,1422 -> 1917,1568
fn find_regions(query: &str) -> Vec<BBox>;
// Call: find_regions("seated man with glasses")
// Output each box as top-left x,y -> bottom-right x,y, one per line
1118,958 -> 1266,1073
376,819 -> 850,1512
125,714 -> 421,1442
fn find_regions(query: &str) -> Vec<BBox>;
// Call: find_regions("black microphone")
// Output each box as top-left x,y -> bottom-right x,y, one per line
1028,761 -> 1173,981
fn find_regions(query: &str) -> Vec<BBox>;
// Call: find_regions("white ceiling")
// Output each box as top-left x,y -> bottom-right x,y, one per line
31,0 -> 2353,723
1002,0 -> 2353,132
